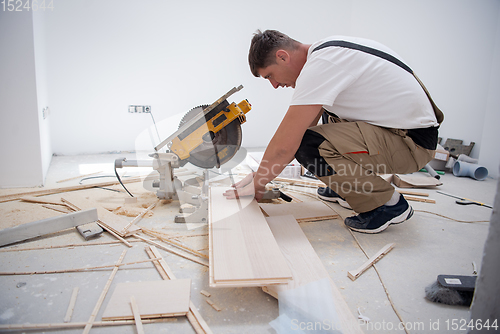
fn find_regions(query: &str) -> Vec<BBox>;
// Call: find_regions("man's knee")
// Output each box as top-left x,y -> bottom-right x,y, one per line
295,129 -> 335,177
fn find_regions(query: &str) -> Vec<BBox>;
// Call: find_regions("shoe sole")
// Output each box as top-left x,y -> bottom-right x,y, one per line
318,194 -> 339,203
318,195 -> 352,210
348,206 -> 414,234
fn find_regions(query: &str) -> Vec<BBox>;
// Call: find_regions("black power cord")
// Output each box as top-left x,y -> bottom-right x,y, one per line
149,111 -> 161,144
114,165 -> 134,197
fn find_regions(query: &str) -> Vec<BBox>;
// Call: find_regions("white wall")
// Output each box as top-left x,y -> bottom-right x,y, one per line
33,10 -> 53,183
348,0 -> 500,177
0,10 -> 49,187
2,0 -> 499,185
43,0 -> 355,155
479,5 -> 500,179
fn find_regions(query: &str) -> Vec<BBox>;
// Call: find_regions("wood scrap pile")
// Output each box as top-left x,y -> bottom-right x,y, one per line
0,171 -> 430,334
0,178 -> 215,333
0,246 -> 212,333
274,175 -> 436,204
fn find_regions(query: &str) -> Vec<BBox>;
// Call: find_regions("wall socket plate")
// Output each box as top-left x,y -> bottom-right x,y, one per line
42,107 -> 50,119
128,105 -> 151,113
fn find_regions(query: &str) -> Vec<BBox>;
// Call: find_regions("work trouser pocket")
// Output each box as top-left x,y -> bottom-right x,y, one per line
355,122 -> 385,156
385,127 -> 433,172
313,123 -> 366,159
321,115 -> 382,156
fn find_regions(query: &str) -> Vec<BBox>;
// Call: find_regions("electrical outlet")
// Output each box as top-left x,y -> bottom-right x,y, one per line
128,105 -> 151,113
42,107 -> 50,119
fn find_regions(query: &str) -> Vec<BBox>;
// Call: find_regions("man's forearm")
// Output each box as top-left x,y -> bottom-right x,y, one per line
254,146 -> 296,190
252,105 -> 322,192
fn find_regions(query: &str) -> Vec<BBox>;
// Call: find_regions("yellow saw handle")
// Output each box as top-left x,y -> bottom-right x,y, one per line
170,100 -> 251,160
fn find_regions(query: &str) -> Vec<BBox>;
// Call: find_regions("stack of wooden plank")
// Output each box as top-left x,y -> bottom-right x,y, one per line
208,187 -> 292,287
208,187 -> 362,333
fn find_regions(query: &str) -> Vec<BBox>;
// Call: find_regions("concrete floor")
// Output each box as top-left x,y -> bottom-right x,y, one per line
0,152 -> 497,333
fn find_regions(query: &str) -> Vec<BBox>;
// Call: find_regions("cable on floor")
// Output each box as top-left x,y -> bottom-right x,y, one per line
288,186 -> 491,224
78,175 -> 118,183
347,228 -> 411,334
114,166 -> 134,197
414,210 -> 489,223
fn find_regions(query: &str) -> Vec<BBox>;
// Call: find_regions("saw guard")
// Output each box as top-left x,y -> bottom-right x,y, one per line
170,100 -> 251,168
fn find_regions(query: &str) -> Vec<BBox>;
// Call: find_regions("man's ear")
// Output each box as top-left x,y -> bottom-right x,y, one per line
275,49 -> 290,63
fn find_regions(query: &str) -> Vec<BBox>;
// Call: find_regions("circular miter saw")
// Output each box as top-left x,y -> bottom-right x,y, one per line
171,101 -> 247,169
155,85 -> 250,167
176,103 -> 242,169
115,85 -> 251,223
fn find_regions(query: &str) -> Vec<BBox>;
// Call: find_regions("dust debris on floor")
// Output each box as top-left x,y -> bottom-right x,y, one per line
0,153 -> 497,334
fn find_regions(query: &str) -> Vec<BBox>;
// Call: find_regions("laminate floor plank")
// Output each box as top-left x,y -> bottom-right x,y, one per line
265,215 -> 363,334
209,187 -> 292,286
102,279 -> 191,320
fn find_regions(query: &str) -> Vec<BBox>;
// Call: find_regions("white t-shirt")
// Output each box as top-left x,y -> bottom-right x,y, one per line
290,36 -> 438,129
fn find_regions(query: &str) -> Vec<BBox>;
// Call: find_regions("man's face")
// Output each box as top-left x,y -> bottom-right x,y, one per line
258,57 -> 298,89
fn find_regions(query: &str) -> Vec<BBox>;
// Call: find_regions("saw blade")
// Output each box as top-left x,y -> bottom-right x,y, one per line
178,105 -> 242,169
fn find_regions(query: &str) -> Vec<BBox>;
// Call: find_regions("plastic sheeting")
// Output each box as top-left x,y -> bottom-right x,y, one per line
270,278 -> 343,334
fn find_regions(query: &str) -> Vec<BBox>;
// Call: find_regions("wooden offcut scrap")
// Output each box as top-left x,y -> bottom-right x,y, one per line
348,243 -> 395,281
129,296 -> 145,334
403,196 -> 436,204
206,299 -> 221,312
0,319 -> 171,332
259,201 -> 339,222
63,287 -> 79,323
42,204 -> 73,214
393,174 -> 443,188
146,246 -> 213,334
0,257 -> 161,276
21,196 -> 67,206
398,190 -> 429,197
121,201 -> 158,234
0,176 -> 143,203
141,228 -> 208,259
102,279 -> 191,321
200,290 -> 211,297
134,234 -> 209,267
0,209 -> 98,247
83,250 -> 127,334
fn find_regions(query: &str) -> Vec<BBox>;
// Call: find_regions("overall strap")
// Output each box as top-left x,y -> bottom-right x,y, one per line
313,40 -> 413,74
312,40 -> 444,124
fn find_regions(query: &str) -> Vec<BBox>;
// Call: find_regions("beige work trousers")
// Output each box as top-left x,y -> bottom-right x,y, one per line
308,120 -> 435,213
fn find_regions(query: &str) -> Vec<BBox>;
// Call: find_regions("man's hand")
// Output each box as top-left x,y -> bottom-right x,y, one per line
223,172 -> 266,202
223,105 -> 322,202
230,172 -> 255,189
